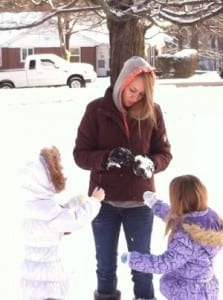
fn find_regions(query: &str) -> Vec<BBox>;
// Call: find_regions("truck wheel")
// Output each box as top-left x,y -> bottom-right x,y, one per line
68,77 -> 85,88
0,82 -> 14,88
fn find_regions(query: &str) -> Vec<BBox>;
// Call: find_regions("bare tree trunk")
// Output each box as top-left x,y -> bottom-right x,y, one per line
177,30 -> 184,50
57,15 -> 72,60
57,16 -> 66,58
107,17 -> 146,85
190,25 -> 198,49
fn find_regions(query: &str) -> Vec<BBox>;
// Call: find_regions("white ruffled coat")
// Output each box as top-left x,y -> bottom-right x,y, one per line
20,157 -> 101,300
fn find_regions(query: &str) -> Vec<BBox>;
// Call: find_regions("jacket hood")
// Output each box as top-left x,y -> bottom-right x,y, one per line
20,155 -> 55,201
112,56 -> 155,113
182,208 -> 223,247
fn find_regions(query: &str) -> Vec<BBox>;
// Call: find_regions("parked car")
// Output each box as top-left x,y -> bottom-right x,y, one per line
0,53 -> 97,88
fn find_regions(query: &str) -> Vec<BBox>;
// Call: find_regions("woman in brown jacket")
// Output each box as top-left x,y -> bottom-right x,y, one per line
73,56 -> 172,300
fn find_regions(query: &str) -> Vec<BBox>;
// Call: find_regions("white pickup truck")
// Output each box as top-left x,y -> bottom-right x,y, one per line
0,53 -> 97,88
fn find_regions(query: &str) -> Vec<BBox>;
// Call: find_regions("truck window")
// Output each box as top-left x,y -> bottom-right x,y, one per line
40,59 -> 56,69
29,60 -> 36,69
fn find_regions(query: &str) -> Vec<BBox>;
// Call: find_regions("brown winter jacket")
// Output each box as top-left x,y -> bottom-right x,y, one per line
73,87 -> 172,203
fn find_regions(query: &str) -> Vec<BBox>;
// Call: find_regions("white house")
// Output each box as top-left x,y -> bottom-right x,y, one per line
0,22 -> 171,76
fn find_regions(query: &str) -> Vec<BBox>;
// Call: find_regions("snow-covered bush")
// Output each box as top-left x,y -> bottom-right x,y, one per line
156,49 -> 198,78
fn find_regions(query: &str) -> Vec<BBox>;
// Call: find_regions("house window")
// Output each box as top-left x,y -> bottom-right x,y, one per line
70,48 -> 80,62
21,48 -> 34,62
98,59 -> 105,68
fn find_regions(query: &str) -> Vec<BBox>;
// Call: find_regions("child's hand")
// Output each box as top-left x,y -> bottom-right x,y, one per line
91,186 -> 105,202
143,191 -> 159,208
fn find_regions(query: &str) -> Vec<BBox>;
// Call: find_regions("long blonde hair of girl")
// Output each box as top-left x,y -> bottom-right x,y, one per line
127,72 -> 157,127
165,175 -> 208,238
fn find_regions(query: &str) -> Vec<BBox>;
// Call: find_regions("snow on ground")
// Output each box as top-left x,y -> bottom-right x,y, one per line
1,76 -> 223,299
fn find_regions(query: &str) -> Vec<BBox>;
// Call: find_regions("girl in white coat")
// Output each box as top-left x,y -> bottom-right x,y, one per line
20,146 -> 104,300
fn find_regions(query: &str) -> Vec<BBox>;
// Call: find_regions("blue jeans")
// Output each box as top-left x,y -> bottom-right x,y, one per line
92,202 -> 154,299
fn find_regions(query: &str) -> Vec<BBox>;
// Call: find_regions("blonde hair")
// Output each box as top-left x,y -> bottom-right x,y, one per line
127,72 -> 157,127
165,175 -> 208,238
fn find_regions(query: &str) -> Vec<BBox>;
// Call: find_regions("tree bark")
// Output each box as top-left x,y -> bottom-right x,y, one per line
190,25 -> 198,50
107,17 -> 146,85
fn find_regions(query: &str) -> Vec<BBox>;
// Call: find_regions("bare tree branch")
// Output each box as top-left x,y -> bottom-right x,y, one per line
0,0 -> 222,28
0,5 -> 102,30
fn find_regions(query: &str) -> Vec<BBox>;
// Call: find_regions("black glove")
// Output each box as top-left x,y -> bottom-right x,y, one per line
133,155 -> 155,179
104,147 -> 134,170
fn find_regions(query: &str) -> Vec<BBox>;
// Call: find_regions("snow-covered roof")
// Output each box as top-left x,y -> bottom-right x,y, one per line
69,30 -> 109,47
0,23 -> 170,48
0,26 -> 60,47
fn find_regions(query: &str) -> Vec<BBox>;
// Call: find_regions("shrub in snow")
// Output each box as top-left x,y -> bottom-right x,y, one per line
156,49 -> 198,78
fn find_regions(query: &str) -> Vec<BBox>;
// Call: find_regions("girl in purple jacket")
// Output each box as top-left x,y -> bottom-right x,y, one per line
121,174 -> 223,300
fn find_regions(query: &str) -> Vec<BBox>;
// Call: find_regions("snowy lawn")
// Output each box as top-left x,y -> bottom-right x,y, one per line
1,77 -> 223,299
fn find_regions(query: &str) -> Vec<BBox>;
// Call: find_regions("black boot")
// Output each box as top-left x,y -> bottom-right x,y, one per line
94,290 -> 121,300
